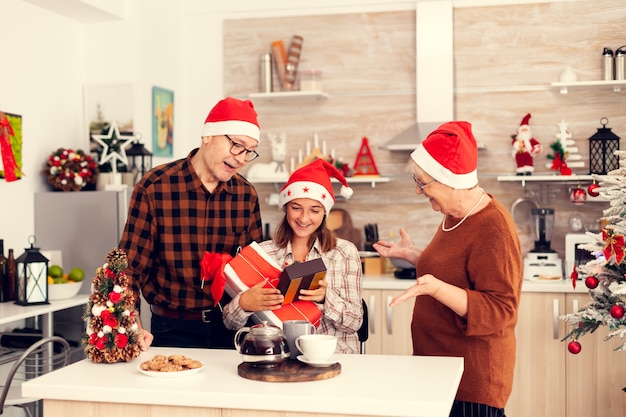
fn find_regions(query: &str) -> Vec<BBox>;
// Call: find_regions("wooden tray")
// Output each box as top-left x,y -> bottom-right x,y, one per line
238,359 -> 341,382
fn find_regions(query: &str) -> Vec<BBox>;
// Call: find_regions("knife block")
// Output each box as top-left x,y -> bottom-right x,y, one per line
363,257 -> 385,275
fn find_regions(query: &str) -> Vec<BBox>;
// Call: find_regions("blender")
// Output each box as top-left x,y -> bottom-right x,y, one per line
523,208 -> 563,281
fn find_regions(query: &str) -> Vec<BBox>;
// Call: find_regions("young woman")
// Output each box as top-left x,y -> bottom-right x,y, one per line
223,159 -> 363,354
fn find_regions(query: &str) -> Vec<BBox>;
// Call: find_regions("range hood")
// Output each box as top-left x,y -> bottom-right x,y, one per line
381,122 -> 447,151
381,1 -> 453,151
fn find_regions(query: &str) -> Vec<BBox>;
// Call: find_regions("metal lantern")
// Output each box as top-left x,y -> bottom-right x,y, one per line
15,236 -> 49,305
589,117 -> 620,175
125,138 -> 152,184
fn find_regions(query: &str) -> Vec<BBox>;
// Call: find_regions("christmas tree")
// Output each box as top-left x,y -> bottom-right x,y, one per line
561,151 -> 626,388
82,248 -> 142,363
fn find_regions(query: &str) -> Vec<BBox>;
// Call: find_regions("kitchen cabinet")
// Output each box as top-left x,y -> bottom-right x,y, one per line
506,292 -> 626,417
362,288 -> 413,355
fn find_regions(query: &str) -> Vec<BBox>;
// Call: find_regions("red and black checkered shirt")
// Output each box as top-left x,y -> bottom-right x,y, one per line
119,149 -> 263,311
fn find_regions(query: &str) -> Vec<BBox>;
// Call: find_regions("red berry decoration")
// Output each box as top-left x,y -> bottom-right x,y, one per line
587,183 -> 600,197
610,305 -> 625,319
585,276 -> 599,289
568,340 -> 582,354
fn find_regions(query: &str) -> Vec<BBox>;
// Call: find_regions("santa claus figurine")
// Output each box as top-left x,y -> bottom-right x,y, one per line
512,113 -> 542,175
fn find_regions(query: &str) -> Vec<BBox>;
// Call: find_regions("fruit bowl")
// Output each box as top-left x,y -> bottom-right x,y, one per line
48,281 -> 83,301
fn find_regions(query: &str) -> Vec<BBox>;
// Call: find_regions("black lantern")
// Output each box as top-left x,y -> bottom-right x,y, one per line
589,117 -> 621,175
15,236 -> 49,305
125,138 -> 152,184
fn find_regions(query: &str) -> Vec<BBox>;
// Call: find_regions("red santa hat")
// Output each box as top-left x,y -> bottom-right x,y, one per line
410,121 -> 478,189
520,113 -> 531,128
201,97 -> 261,143
279,159 -> 353,215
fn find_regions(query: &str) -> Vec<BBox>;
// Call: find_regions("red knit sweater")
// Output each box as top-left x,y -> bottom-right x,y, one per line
413,196 -> 522,409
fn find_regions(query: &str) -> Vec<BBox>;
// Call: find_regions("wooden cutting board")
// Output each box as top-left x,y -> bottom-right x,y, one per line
238,359 -> 341,382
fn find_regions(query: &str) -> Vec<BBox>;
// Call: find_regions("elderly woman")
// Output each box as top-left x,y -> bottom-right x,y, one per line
373,121 -> 522,417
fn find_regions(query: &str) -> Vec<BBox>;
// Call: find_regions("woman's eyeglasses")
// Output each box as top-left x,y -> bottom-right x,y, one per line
412,174 -> 437,193
225,135 -> 259,162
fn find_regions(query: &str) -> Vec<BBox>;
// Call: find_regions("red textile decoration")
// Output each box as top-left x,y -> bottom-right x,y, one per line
550,153 -> 572,175
602,229 -> 625,264
0,113 -> 21,182
200,251 -> 233,307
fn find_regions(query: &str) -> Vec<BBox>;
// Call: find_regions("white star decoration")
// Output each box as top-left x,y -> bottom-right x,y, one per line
91,121 -> 134,169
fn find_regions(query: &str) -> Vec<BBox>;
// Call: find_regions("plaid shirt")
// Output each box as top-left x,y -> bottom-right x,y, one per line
119,148 -> 263,311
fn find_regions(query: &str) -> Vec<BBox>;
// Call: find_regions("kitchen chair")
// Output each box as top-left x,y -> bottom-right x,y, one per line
0,336 -> 71,417
358,298 -> 369,354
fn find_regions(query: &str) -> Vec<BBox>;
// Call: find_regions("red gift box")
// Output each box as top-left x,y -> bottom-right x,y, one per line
223,242 -> 322,327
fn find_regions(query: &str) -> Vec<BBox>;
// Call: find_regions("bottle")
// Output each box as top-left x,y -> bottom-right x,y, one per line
602,47 -> 614,80
6,248 -> 16,302
260,53 -> 273,93
615,46 -> 626,81
0,239 -> 6,303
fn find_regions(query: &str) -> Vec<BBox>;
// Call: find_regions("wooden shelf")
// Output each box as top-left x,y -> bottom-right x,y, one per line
551,80 -> 626,94
247,91 -> 329,102
253,176 -> 391,188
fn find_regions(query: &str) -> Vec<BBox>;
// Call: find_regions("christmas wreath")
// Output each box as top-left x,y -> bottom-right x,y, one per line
82,248 -> 142,363
44,148 -> 98,191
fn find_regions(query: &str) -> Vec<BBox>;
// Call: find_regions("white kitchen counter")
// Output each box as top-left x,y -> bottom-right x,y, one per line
363,274 -> 591,294
23,347 -> 463,417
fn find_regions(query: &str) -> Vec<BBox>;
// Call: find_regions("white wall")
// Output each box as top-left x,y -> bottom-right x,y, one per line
0,0 -> 84,251
0,0 -> 181,252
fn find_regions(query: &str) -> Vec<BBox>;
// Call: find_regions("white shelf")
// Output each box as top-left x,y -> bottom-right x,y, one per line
247,91 -> 329,102
497,174 -> 605,182
253,176 -> 391,188
551,80 -> 626,94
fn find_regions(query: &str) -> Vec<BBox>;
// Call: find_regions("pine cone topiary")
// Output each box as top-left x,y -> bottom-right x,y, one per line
106,248 -> 128,272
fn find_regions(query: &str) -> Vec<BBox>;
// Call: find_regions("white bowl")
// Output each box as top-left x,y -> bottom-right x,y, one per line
48,281 -> 83,300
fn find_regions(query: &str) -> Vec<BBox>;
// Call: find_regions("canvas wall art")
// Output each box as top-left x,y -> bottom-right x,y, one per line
152,86 -> 174,157
0,112 -> 23,182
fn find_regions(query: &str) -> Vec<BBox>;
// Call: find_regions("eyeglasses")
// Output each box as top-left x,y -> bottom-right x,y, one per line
412,173 -> 437,193
224,135 -> 259,162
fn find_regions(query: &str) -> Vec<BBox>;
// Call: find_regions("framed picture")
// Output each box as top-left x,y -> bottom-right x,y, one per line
84,84 -> 134,155
152,86 -> 174,157
0,112 -> 23,181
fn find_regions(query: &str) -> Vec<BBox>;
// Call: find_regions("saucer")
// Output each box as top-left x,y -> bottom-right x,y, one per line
297,355 -> 338,367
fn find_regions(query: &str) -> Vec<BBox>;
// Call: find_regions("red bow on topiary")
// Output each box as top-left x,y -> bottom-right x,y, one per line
200,252 -> 233,306
602,229 -> 625,265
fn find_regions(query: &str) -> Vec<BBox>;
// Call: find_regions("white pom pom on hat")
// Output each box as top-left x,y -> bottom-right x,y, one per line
201,97 -> 261,143
279,159 -> 353,214
410,121 -> 478,189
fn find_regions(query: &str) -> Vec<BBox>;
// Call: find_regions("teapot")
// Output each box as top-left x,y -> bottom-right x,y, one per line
234,321 -> 290,367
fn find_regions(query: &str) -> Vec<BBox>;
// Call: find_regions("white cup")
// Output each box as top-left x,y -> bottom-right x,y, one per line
295,334 -> 337,362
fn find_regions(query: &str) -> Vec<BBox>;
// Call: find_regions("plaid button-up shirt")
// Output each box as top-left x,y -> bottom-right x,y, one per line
119,149 -> 263,311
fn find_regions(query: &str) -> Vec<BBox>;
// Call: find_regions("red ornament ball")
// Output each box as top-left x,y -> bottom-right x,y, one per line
568,340 -> 582,354
610,305 -> 625,319
587,183 -> 600,197
585,276 -> 599,289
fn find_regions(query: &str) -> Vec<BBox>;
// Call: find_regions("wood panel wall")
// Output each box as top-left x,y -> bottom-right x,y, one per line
223,0 -> 626,258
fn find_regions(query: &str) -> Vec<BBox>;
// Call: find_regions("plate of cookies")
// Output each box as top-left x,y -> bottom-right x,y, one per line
138,354 -> 204,378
